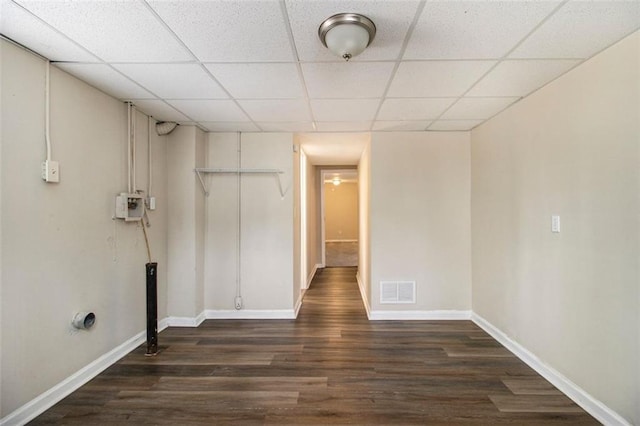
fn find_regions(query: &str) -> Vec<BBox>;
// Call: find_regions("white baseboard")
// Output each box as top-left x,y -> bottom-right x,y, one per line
158,317 -> 170,331
0,321 -> 168,426
304,264 -> 321,289
294,289 -> 305,317
167,309 -> 299,323
205,309 -> 296,319
355,271 -> 371,319
471,313 -> 631,426
165,312 -> 206,327
295,264 -> 320,316
369,310 -> 471,321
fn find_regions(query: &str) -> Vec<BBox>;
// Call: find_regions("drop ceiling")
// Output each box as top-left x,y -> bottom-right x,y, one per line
1,0 -> 639,133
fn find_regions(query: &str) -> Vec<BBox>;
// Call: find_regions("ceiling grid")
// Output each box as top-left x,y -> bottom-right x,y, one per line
0,0 -> 638,133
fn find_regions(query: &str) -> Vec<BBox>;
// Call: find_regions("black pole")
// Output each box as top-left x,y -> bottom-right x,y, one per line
146,262 -> 158,356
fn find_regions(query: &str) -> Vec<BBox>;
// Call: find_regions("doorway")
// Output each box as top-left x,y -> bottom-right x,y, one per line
296,132 -> 370,309
321,169 -> 359,267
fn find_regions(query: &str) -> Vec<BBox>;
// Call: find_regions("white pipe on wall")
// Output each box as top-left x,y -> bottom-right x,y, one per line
235,132 -> 243,309
147,116 -> 152,198
127,102 -> 132,194
132,104 -> 137,193
44,61 -> 52,161
71,312 -> 96,330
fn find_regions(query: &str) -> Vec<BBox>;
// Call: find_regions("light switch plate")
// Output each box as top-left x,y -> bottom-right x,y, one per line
551,215 -> 560,233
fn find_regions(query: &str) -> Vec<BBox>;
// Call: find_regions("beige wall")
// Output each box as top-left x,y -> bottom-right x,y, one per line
305,159 -> 320,285
324,182 -> 358,241
203,132 -> 237,310
195,128 -> 206,315
167,125 -> 206,318
0,40 -> 168,416
370,132 -> 472,313
205,133 -> 294,311
357,142 -> 372,309
471,31 -> 639,425
293,140 -> 301,301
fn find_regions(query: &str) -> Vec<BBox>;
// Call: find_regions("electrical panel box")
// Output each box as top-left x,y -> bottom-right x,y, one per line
115,193 -> 144,221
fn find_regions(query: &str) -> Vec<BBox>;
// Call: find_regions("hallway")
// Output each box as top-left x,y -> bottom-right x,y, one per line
31,268 -> 596,424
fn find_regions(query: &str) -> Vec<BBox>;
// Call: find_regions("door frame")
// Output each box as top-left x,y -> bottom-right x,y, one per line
319,168 -> 358,267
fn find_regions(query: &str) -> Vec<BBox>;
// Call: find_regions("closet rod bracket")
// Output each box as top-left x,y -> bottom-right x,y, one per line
194,168 -> 287,198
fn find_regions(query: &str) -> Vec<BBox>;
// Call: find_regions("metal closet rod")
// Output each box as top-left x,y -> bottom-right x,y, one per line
194,168 -> 286,197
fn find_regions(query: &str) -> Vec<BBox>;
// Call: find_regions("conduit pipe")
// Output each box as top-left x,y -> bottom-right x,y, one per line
127,102 -> 132,194
132,104 -> 137,193
235,132 -> 243,310
148,116 -> 152,199
126,102 -> 139,194
45,61 -> 52,161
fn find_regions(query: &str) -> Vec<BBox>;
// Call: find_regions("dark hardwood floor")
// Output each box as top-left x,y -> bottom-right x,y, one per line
31,267 -> 598,425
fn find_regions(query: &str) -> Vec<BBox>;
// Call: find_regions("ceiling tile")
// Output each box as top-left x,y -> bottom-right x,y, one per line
205,63 -> 304,99
257,122 -> 316,132
54,64 -> 154,100
316,122 -> 372,132
405,1 -> 561,60
441,97 -> 519,120
238,99 -> 311,122
0,0 -> 98,62
198,122 -> 260,132
147,0 -> 293,62
113,64 -> 227,99
302,62 -> 395,99
388,60 -> 496,97
377,98 -> 455,121
130,100 -> 190,122
428,120 -> 484,131
286,0 -> 421,61
467,60 -> 580,97
15,0 -> 191,62
311,99 -> 380,122
8,0 -> 637,138
167,100 -> 249,122
372,121 -> 431,131
511,1 -> 640,59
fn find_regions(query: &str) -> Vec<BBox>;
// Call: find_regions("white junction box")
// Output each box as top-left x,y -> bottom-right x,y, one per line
115,193 -> 144,221
41,160 -> 59,183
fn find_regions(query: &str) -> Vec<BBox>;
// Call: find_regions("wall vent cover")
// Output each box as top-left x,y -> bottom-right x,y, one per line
380,281 -> 416,304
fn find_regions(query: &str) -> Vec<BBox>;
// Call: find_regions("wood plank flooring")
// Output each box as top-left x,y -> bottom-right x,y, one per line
30,267 -> 598,425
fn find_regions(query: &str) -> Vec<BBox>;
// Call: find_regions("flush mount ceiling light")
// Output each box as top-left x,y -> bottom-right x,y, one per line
318,13 -> 376,61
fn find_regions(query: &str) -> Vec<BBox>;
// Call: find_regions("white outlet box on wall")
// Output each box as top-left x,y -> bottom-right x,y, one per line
41,160 -> 59,183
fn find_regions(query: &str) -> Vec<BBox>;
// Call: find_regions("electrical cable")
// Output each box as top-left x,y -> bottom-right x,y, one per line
141,206 -> 152,263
